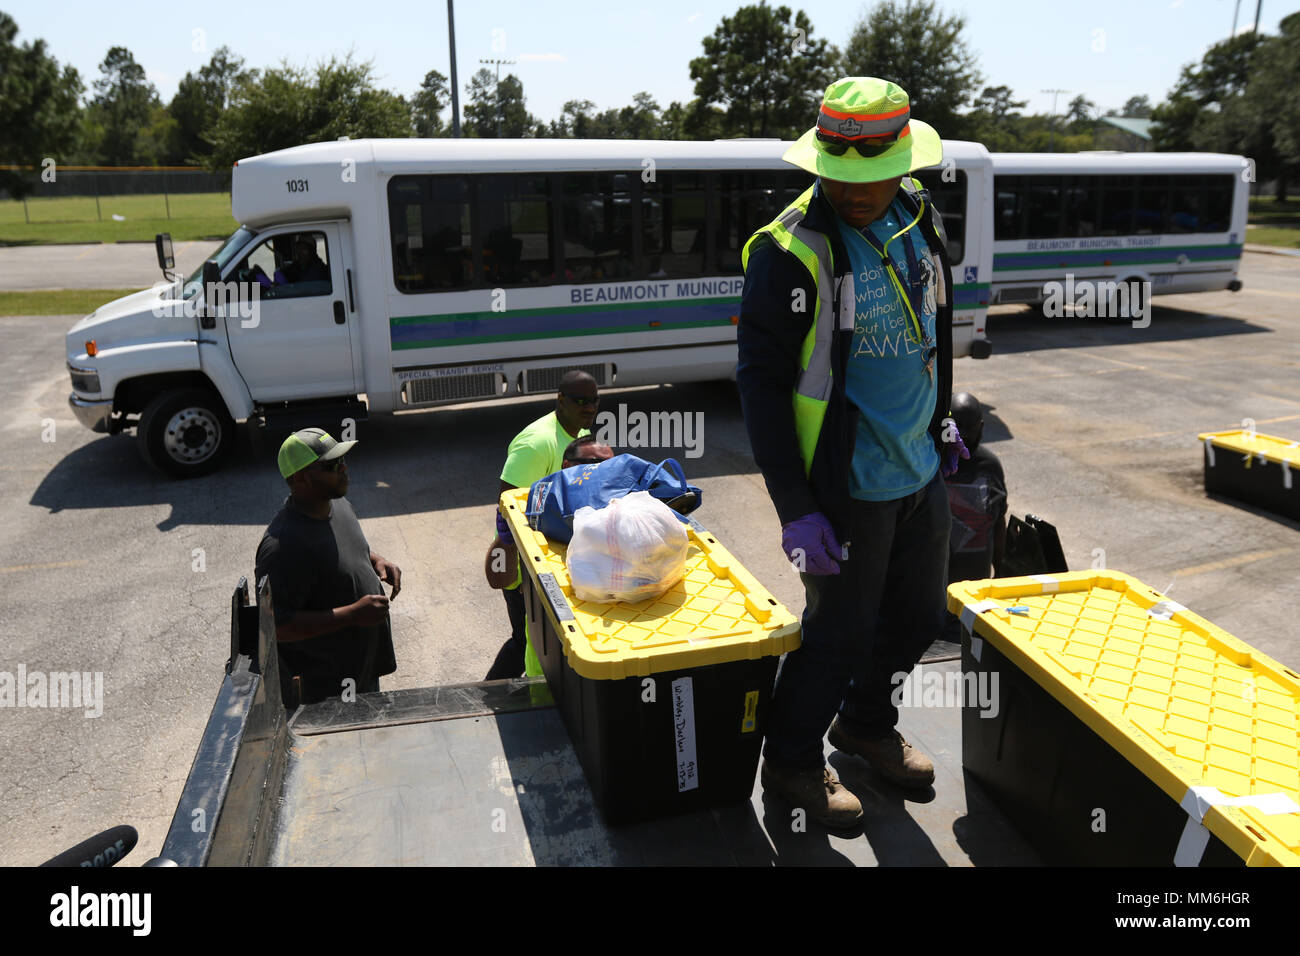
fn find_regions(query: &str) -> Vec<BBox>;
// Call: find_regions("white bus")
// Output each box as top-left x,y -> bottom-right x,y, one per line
987,152 -> 1249,312
66,138 -> 993,475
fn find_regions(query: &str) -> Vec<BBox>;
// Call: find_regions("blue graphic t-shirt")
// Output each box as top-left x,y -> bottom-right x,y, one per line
835,189 -> 940,501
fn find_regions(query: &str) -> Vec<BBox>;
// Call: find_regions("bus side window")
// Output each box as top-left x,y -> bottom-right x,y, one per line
1134,176 -> 1166,235
994,178 -> 1023,241
1061,178 -> 1097,237
561,173 -> 634,283
388,175 -> 471,293
477,174 -> 554,286
914,169 -> 966,265
1204,175 -> 1233,232
642,172 -> 705,279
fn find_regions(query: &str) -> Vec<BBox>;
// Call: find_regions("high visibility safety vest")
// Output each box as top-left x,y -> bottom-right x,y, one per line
740,178 -> 945,477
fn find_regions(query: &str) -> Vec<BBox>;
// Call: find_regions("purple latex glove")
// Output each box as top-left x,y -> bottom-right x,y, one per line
941,424 -> 972,478
782,512 -> 842,575
495,509 -> 511,539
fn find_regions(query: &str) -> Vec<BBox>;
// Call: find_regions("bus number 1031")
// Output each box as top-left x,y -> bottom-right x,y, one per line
285,179 -> 309,193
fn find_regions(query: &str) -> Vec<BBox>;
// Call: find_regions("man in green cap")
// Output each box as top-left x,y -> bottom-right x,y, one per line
737,77 -> 969,828
255,427 -> 402,708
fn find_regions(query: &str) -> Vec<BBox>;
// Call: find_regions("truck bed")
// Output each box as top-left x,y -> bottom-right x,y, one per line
157,584 -> 1040,866
270,665 -> 1038,866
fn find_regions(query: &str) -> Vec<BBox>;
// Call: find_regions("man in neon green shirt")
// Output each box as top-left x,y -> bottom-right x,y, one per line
484,370 -> 599,679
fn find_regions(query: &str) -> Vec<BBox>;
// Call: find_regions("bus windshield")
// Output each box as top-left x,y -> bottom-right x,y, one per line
182,226 -> 257,298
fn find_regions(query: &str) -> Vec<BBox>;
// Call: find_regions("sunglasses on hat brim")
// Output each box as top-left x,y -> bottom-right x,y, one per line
815,127 -> 905,158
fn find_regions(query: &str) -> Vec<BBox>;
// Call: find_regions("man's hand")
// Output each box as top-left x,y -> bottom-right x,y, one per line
781,512 -> 843,575
371,553 -> 401,599
940,422 -> 971,478
485,535 -> 518,590
345,594 -> 391,626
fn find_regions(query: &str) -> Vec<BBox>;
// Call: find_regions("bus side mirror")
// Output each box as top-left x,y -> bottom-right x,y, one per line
155,233 -> 175,272
201,260 -> 221,329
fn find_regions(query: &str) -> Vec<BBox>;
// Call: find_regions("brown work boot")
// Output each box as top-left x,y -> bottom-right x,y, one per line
760,761 -> 863,829
828,720 -> 935,789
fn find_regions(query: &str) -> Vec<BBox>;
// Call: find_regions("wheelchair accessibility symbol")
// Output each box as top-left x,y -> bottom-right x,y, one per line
963,266 -> 978,283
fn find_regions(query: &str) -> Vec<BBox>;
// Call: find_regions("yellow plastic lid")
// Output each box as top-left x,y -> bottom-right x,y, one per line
1198,429 -> 1300,468
500,488 -> 800,680
948,570 -> 1300,867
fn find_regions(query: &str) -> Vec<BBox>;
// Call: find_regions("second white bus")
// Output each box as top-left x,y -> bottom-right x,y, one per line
987,151 -> 1249,311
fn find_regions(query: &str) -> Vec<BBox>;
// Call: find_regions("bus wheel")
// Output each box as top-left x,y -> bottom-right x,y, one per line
137,388 -> 235,478
1117,277 -> 1150,322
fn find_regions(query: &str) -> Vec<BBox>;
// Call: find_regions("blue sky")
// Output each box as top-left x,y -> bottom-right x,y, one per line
8,0 -> 1300,126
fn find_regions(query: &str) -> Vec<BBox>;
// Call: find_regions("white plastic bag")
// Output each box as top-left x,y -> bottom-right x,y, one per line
566,491 -> 689,603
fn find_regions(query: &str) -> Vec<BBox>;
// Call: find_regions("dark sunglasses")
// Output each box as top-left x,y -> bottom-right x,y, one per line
816,128 -> 900,158
563,393 -> 600,407
313,457 -> 347,473
568,456 -> 606,465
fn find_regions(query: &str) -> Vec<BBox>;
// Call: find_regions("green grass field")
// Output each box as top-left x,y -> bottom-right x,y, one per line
0,288 -> 139,317
0,192 -> 237,244
1246,196 -> 1300,247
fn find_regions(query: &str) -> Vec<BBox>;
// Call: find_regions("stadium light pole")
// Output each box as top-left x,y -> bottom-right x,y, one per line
1043,89 -> 1070,152
479,58 -> 516,137
448,1 -> 461,137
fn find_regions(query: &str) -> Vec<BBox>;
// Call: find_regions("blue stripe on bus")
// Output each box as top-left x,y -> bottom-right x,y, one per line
993,243 -> 1243,271
391,300 -> 738,349
953,282 -> 990,309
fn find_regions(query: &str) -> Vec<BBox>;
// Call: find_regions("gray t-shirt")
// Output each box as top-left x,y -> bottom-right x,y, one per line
254,496 -> 396,705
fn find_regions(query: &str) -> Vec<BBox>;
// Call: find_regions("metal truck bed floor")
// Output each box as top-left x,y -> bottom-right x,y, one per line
266,659 -> 1040,866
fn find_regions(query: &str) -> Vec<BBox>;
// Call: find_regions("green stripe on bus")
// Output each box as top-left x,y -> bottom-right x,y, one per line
993,243 -> 1242,267
392,317 -> 735,350
391,294 -> 742,327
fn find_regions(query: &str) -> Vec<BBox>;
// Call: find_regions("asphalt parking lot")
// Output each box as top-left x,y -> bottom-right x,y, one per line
0,250 -> 1297,866
0,240 -> 223,291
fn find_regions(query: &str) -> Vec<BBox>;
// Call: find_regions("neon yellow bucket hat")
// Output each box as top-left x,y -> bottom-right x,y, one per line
783,77 -> 943,183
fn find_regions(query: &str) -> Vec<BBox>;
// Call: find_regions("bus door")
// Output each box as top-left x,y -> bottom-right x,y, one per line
223,222 -> 358,402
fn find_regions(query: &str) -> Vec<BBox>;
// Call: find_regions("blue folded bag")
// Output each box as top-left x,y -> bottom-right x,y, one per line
525,454 -> 702,544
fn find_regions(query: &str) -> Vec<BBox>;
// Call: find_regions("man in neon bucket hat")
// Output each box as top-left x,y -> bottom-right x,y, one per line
737,77 -> 969,828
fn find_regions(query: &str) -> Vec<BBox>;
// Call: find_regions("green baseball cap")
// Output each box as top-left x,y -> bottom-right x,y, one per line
783,77 -> 943,183
277,427 -> 357,478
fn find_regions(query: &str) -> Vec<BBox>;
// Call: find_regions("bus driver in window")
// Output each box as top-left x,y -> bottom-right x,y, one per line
275,236 -> 330,285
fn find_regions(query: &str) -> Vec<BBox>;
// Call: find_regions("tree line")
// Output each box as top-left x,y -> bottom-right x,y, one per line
2,2 -> 1297,199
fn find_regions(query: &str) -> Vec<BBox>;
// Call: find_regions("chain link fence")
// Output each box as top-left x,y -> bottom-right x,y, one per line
0,166 -> 230,223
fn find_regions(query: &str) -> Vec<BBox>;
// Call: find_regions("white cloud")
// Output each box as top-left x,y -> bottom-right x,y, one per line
518,52 -> 567,62
687,12 -> 701,22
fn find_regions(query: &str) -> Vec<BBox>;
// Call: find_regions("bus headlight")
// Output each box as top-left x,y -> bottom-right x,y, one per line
68,363 -> 101,394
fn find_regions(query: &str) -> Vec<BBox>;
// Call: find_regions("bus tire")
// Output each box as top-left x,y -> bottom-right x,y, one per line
137,387 -> 235,478
1118,277 -> 1149,322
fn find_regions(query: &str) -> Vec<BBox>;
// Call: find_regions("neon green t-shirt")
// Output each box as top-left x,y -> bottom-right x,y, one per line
499,411 -> 589,488
499,410 -> 588,681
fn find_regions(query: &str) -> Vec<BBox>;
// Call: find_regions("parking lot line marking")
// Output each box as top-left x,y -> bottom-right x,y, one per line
0,560 -> 87,574
1173,547 -> 1297,578
1071,414 -> 1300,449
1243,289 -> 1300,301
